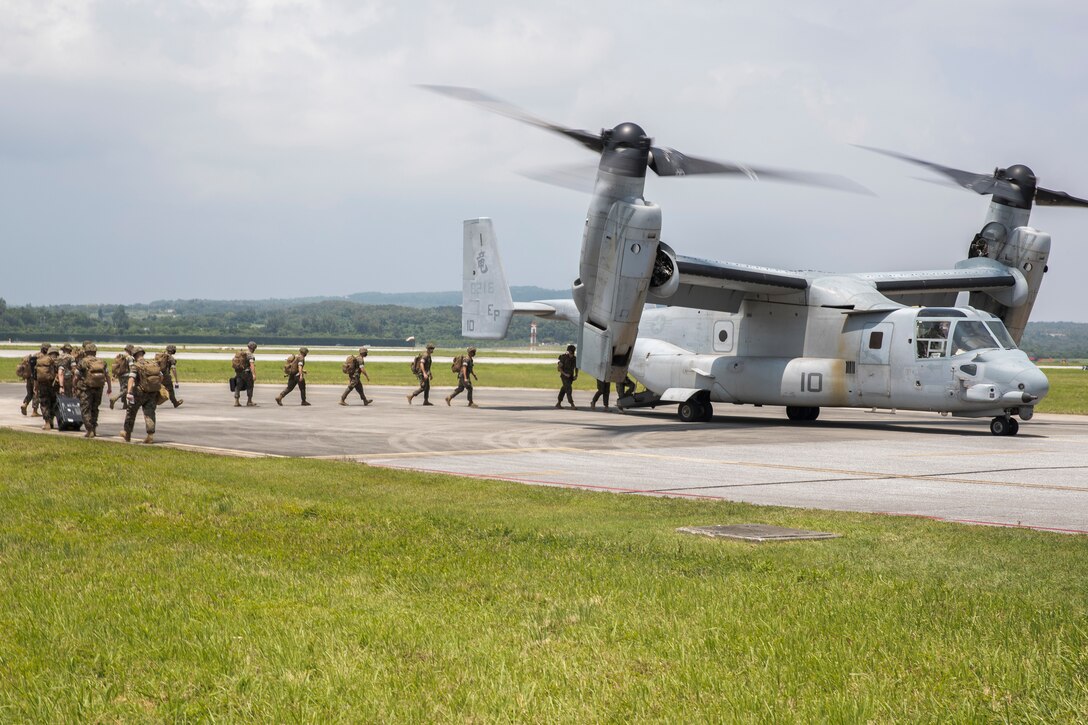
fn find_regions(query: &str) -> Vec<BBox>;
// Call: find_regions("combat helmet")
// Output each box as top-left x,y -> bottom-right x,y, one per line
166,344 -> 177,354
247,341 -> 257,351
299,346 -> 309,355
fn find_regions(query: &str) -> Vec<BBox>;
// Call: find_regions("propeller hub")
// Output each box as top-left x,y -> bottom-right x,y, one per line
995,164 -> 1037,209
600,122 -> 651,178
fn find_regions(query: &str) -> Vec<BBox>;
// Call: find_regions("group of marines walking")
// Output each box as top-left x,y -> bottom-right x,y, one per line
17,339 -> 633,444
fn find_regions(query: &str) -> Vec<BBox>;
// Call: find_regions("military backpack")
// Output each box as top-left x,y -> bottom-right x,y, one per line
410,354 -> 422,376
34,354 -> 56,385
133,358 -> 163,395
284,354 -> 300,376
112,353 -> 130,379
155,351 -> 172,373
83,357 -> 108,389
342,355 -> 358,375
231,349 -> 248,372
451,355 -> 464,374
15,355 -> 32,381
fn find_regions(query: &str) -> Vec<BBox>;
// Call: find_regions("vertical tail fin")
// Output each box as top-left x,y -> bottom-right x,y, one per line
463,218 -> 515,339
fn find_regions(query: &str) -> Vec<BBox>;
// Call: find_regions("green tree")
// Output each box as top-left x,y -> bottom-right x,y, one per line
112,305 -> 130,333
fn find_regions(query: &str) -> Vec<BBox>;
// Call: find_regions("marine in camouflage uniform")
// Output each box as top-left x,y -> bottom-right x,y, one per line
556,344 -> 578,409
446,347 -> 478,408
276,347 -> 310,406
57,343 -> 76,398
590,379 -> 611,410
406,343 -> 435,406
121,347 -> 158,444
37,348 -> 60,430
20,342 -> 48,417
75,342 -> 112,438
340,347 -> 372,406
160,344 -> 183,407
109,344 -> 137,411
233,341 -> 258,407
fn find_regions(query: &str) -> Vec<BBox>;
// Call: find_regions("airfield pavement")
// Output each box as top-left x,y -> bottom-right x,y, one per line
3,381 -> 1088,534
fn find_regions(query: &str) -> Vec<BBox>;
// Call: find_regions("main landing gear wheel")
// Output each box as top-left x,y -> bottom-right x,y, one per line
786,406 -> 820,422
678,401 -> 702,423
990,417 -> 1020,436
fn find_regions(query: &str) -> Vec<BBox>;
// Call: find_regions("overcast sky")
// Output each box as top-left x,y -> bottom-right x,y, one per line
2,0 -> 1087,321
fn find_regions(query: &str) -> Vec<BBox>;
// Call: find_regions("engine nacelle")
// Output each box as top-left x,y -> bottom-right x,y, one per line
968,225 -> 1050,344
579,200 -> 662,383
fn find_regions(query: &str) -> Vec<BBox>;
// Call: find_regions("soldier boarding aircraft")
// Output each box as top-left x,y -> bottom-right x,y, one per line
433,87 -> 1088,436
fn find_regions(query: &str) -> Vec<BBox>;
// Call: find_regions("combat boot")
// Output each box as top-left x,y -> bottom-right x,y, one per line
422,401 -> 434,406
20,403 -> 27,416
301,401 -> 311,406
143,434 -> 154,444
445,396 -> 452,406
32,405 -> 40,417
109,394 -> 118,409
173,399 -> 184,408
234,398 -> 241,407
41,420 -> 53,430
468,403 -> 479,408
83,428 -> 91,438
339,399 -> 348,406
406,393 -> 415,404
246,400 -> 258,407
363,398 -> 372,406
275,395 -> 283,406
88,428 -> 97,439
120,430 -> 130,442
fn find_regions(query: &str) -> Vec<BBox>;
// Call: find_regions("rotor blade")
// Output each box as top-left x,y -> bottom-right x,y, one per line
1035,186 -> 1088,208
855,145 -> 1024,200
418,85 -> 604,153
518,163 -> 600,194
650,147 -> 871,194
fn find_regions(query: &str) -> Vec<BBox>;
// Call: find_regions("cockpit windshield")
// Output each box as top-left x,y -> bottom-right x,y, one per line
950,321 -> 999,355
984,319 -> 1018,349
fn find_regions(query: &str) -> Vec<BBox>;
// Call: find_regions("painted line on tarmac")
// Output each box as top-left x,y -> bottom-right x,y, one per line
310,446 -> 585,461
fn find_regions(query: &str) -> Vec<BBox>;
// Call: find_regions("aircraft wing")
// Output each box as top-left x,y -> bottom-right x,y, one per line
856,259 -> 1022,308
513,299 -> 580,323
647,254 -> 810,313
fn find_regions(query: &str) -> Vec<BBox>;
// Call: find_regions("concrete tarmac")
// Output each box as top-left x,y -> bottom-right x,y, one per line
3,382 -> 1088,534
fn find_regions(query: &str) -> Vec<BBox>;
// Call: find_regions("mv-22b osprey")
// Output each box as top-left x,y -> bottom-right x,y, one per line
429,87 -> 1088,436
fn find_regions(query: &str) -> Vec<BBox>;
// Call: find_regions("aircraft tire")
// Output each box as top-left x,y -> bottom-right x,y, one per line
990,417 -> 1017,436
678,401 -> 700,423
786,406 -> 819,422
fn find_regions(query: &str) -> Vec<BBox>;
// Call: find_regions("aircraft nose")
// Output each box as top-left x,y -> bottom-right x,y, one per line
1016,366 -> 1050,403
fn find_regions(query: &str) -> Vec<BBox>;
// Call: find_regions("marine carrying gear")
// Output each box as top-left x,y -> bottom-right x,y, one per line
133,358 -> 163,395
284,354 -> 300,376
342,355 -> 359,375
83,357 -> 108,389
232,349 -> 248,372
112,353 -> 130,379
16,355 -> 32,380
34,353 -> 56,384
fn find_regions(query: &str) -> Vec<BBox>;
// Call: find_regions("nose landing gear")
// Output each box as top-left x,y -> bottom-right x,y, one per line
990,416 -> 1020,436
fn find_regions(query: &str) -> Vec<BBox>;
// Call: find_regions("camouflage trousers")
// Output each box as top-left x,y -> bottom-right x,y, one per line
78,385 -> 105,431
411,373 -> 430,402
557,375 -> 575,406
280,374 -> 306,402
233,370 -> 254,401
22,378 -> 37,408
38,383 -> 57,426
123,392 -> 156,436
342,375 -> 367,401
449,374 -> 473,404
163,372 -> 181,406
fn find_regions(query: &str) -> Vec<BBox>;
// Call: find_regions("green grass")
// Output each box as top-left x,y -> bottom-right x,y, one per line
1036,368 -> 1088,414
1,431 -> 1087,721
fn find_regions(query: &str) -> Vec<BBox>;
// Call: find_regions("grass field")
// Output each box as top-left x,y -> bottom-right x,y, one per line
1,430 -> 1087,721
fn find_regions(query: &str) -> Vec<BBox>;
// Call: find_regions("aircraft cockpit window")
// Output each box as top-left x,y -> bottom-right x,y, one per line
950,321 -> 999,356
985,320 -> 1018,349
915,320 -> 950,358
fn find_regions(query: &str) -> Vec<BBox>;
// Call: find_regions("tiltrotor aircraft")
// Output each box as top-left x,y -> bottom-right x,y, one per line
431,86 -> 1088,436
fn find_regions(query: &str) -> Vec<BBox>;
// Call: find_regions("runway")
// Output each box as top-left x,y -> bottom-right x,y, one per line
3,382 -> 1088,534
